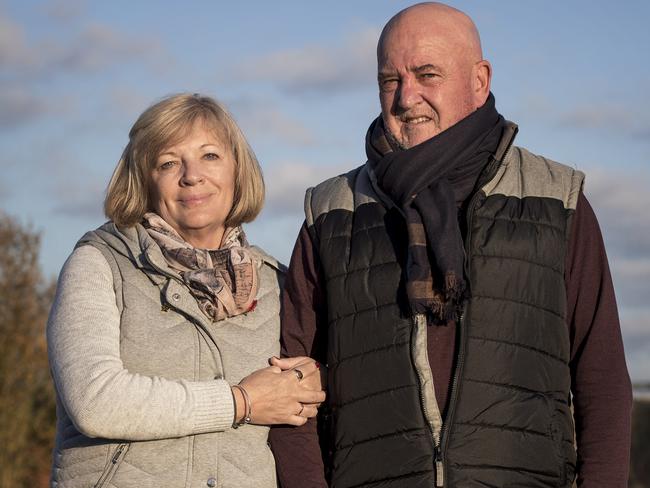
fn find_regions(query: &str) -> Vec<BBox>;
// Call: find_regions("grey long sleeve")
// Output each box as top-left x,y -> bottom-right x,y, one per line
47,245 -> 235,441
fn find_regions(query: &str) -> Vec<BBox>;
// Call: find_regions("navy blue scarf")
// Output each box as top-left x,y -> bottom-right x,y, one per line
366,93 -> 505,322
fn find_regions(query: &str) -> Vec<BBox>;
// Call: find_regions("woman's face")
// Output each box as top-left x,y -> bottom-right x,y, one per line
149,120 -> 236,248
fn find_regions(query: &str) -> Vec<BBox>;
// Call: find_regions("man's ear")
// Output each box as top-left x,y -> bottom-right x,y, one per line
472,60 -> 492,108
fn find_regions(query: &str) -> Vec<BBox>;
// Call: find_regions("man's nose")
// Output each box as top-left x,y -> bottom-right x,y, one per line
396,77 -> 421,110
180,159 -> 204,185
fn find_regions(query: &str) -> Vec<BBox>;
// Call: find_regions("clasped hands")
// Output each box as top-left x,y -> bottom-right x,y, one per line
232,356 -> 326,426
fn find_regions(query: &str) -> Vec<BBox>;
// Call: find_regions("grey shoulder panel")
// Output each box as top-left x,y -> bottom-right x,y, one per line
304,165 -> 364,226
481,146 -> 585,210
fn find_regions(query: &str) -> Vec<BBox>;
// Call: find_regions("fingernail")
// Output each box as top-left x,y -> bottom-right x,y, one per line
315,361 -> 320,369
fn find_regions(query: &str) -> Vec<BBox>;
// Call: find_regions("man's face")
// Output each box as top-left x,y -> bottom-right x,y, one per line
378,23 -> 479,148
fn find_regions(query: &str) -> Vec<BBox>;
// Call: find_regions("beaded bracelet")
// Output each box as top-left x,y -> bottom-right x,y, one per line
231,384 -> 252,428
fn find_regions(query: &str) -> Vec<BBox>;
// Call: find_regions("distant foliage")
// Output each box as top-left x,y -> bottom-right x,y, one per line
630,400 -> 650,487
0,213 -> 56,487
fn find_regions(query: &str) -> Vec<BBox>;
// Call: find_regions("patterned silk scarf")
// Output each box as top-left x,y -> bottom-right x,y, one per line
366,93 -> 505,323
143,213 -> 259,322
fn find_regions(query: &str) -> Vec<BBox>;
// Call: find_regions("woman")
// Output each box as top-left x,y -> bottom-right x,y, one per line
47,93 -> 324,488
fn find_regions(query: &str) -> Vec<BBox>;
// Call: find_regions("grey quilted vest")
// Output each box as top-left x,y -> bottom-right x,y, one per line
50,223 -> 282,488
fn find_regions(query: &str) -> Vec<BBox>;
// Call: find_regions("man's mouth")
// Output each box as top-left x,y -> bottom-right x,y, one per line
400,115 -> 432,125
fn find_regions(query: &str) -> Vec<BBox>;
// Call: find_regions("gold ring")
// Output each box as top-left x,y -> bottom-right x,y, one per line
293,369 -> 304,381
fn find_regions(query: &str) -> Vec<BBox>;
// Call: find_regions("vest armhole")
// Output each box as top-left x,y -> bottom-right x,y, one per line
304,186 -> 320,248
303,167 -> 362,249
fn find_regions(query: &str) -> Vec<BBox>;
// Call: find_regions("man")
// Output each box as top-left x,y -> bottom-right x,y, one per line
269,3 -> 632,487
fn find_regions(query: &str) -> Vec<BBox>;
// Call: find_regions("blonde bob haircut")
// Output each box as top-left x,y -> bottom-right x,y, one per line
104,93 -> 264,228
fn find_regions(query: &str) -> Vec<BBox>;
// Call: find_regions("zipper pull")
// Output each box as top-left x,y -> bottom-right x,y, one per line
111,444 -> 126,464
435,445 -> 444,487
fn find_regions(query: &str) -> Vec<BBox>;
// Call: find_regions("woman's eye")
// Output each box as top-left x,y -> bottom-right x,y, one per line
204,152 -> 219,160
159,160 -> 176,170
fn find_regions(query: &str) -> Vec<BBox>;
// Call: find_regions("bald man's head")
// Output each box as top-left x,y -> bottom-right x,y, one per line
378,3 -> 483,64
377,2 -> 491,147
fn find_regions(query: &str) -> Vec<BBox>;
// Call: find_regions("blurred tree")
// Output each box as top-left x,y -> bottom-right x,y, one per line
0,212 -> 56,487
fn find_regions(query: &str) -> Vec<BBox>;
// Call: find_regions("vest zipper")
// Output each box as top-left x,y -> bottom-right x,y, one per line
93,443 -> 129,488
412,313 -> 445,487
437,308 -> 465,487
434,444 -> 444,487
142,250 -> 227,375
438,157 -> 499,485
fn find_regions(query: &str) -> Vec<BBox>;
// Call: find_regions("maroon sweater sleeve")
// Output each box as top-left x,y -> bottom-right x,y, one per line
268,222 -> 329,488
566,192 -> 633,487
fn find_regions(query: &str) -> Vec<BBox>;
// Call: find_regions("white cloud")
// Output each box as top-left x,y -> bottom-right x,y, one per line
563,166 -> 650,380
610,258 -> 650,308
611,258 -> 650,282
0,9 -> 168,78
263,160 -> 353,216
0,181 -> 8,202
620,310 -> 650,382
583,168 -> 650,312
558,102 -> 650,139
228,97 -> 315,146
32,146 -> 108,220
0,87 -> 50,128
50,175 -> 105,220
53,23 -> 165,73
511,94 -> 650,140
234,28 -> 379,94
42,0 -> 86,22
0,10 -> 35,68
626,345 -> 650,383
0,8 -> 171,129
107,87 -> 153,118
584,167 -> 650,258
620,308 -> 650,336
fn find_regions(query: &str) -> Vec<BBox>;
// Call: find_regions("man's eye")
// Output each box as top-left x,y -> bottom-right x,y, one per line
419,72 -> 438,81
380,78 -> 399,91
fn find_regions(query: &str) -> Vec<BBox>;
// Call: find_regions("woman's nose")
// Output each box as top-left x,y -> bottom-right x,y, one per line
180,159 -> 204,185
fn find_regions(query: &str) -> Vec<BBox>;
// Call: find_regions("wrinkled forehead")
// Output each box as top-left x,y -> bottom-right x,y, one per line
378,27 -> 469,71
377,7 -> 481,69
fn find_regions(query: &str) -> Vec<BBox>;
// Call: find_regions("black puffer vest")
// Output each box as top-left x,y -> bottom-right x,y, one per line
305,124 -> 582,488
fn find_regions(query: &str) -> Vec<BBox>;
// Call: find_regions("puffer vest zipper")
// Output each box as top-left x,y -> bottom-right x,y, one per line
305,127 -> 582,488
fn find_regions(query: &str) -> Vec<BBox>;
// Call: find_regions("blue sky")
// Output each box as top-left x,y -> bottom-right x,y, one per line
1,0 -> 648,381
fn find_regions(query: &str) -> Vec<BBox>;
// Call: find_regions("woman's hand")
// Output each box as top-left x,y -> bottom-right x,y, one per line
269,356 -> 327,419
269,356 -> 326,394
234,358 -> 326,426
